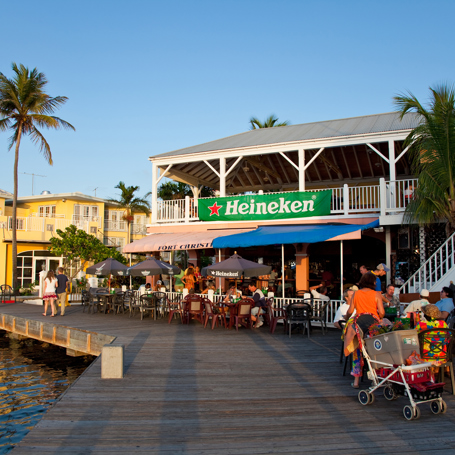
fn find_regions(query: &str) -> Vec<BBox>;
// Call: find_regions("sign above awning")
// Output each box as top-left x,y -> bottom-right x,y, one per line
198,190 -> 332,222
212,220 -> 380,248
122,228 -> 254,253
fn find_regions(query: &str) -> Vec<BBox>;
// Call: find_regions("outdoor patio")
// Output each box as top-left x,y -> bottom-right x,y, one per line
1,302 -> 455,454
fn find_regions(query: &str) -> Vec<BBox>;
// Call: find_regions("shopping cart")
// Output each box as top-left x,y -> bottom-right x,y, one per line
357,329 -> 447,420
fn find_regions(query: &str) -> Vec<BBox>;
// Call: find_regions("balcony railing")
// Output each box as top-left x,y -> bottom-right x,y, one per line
155,178 -> 418,224
72,215 -> 102,228
104,220 -> 127,232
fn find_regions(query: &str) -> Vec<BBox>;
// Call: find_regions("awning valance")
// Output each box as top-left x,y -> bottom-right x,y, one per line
122,228 -> 254,253
212,220 -> 380,248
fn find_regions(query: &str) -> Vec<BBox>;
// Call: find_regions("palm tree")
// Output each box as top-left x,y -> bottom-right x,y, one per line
108,182 -> 151,244
0,63 -> 75,289
249,114 -> 290,130
394,84 -> 455,236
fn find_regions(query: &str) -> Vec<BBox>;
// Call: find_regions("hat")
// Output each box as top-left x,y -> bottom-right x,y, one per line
348,285 -> 359,291
376,263 -> 390,272
157,280 -> 162,285
420,289 -> 430,297
422,304 -> 441,320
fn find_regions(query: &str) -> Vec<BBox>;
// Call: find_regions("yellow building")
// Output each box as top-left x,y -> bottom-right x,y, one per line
0,190 -> 150,287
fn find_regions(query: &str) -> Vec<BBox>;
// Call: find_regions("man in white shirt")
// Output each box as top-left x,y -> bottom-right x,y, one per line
309,284 -> 330,301
403,289 -> 430,314
334,285 -> 358,329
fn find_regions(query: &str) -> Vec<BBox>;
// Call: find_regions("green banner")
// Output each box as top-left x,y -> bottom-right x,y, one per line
198,190 -> 332,222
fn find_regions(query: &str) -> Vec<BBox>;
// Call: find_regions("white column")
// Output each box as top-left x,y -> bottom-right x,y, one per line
385,226 -> 391,283
298,148 -> 305,191
219,157 -> 226,197
151,162 -> 158,224
388,140 -> 396,182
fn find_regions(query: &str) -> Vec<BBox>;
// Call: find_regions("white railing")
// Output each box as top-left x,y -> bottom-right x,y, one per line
155,179 -> 419,224
72,215 -> 101,228
32,212 -> 66,218
399,231 -> 455,294
164,291 -> 343,327
131,223 -> 147,235
104,220 -> 127,232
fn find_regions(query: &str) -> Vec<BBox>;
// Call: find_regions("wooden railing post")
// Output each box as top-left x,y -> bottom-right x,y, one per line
379,178 -> 387,216
343,184 -> 349,216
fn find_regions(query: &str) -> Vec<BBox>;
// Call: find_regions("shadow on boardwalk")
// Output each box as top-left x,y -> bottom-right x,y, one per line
1,303 -> 455,454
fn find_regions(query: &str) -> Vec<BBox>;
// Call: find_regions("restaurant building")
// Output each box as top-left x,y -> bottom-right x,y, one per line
124,112 -> 453,295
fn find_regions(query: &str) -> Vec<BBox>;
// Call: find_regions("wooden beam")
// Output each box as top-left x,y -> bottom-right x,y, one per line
244,156 -> 281,179
340,147 -> 352,179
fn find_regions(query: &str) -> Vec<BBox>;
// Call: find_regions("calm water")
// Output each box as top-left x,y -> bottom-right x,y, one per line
0,330 -> 95,453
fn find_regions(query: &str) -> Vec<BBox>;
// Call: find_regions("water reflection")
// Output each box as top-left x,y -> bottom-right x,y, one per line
0,330 -> 94,453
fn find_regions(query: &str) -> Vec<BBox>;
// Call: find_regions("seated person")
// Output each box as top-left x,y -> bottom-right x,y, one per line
249,280 -> 266,329
382,284 -> 400,308
415,304 -> 449,366
403,289 -> 430,314
201,280 -> 216,295
223,282 -> 242,303
139,283 -> 151,295
309,284 -> 330,301
334,286 -> 358,329
435,287 -> 455,320
153,280 -> 165,291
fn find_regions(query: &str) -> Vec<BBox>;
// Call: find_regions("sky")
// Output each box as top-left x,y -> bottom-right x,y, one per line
1,0 -> 454,200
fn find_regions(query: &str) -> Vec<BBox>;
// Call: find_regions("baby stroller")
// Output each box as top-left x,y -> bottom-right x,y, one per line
357,329 -> 447,420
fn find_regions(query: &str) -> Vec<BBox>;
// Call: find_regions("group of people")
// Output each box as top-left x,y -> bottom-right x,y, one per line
341,264 -> 455,388
42,267 -> 70,317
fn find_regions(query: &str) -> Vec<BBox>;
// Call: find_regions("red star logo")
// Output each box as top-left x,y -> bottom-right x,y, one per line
208,202 -> 222,216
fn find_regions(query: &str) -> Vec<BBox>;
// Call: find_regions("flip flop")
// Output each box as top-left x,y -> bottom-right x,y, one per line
51,315 -> 55,317
351,382 -> 359,389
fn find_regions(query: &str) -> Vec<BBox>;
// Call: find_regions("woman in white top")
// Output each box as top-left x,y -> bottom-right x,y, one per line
43,270 -> 58,317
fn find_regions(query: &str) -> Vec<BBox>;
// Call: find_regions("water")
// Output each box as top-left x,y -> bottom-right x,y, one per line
0,331 -> 95,453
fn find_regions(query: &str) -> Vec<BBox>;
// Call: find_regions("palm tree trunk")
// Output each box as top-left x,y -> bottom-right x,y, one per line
12,125 -> 23,291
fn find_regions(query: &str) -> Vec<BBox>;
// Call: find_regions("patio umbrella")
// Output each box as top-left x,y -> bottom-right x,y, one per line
127,258 -> 181,292
202,253 -> 272,296
86,258 -> 129,289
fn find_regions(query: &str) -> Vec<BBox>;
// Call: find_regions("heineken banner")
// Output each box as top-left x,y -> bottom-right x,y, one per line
198,190 -> 332,222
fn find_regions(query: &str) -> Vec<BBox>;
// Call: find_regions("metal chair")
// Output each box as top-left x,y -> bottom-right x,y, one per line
286,300 -> 312,338
234,299 -> 254,331
81,289 -> 90,313
1,284 -> 16,303
153,291 -> 168,318
128,291 -> 142,318
203,298 -> 226,329
112,292 -> 125,314
140,294 -> 157,320
310,299 -> 330,334
265,299 -> 287,334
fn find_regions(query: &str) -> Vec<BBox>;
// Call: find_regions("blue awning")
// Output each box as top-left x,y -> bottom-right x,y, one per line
212,220 -> 380,248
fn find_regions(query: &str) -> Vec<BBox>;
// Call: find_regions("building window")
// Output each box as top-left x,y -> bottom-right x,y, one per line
90,226 -> 97,234
38,205 -> 56,217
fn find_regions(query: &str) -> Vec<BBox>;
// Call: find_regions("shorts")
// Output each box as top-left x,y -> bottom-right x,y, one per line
43,293 -> 57,300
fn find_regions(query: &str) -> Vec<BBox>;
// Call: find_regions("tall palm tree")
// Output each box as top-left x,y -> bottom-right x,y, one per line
394,84 -> 455,236
249,114 -> 290,130
0,63 -> 75,289
108,182 -> 151,244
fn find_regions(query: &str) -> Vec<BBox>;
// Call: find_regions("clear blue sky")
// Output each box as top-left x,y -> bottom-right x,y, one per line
1,0 -> 454,199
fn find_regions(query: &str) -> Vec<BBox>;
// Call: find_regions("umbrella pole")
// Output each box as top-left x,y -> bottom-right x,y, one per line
129,254 -> 132,290
218,249 -> 222,299
281,244 -> 285,300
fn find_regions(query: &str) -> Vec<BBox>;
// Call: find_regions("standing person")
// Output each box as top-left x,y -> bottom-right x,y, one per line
182,268 -> 195,292
248,280 -> 266,328
344,272 -> 385,388
372,263 -> 389,293
382,284 -> 400,308
43,270 -> 58,317
174,264 -> 185,292
55,267 -> 69,316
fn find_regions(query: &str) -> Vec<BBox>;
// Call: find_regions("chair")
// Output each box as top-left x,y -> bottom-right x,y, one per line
265,299 -> 287,334
1,284 -> 15,303
203,298 -> 226,329
234,299 -> 254,331
286,300 -> 312,338
418,328 -> 455,395
311,299 -> 330,335
140,294 -> 157,320
184,295 -> 204,325
153,291 -> 169,318
81,289 -> 90,313
112,292 -> 125,314
127,291 -> 142,318
168,299 -> 184,324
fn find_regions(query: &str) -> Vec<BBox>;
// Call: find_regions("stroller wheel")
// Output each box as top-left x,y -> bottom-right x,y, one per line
384,386 -> 396,401
430,400 -> 442,415
368,392 -> 375,404
403,405 -> 414,420
413,406 -> 421,420
441,399 -> 448,414
358,390 -> 371,406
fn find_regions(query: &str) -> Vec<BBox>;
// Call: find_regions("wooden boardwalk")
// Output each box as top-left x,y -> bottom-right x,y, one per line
1,302 -> 455,454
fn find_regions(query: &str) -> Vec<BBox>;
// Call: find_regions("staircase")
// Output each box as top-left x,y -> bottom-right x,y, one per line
399,231 -> 455,294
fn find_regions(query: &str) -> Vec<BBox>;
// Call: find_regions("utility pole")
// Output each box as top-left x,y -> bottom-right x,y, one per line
93,187 -> 99,197
21,172 -> 46,195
